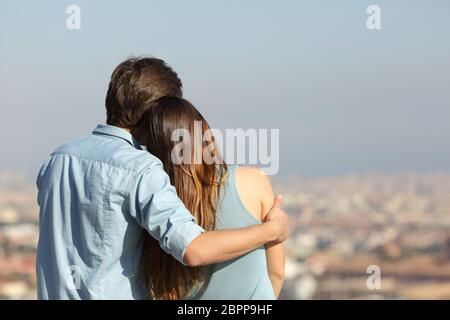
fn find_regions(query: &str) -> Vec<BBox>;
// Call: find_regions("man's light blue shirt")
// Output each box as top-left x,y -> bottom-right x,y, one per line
36,124 -> 205,299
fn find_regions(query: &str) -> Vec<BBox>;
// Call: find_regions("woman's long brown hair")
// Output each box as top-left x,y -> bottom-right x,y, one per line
132,96 -> 227,300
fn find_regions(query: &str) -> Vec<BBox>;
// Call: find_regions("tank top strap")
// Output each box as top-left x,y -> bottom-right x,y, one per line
218,164 -> 261,227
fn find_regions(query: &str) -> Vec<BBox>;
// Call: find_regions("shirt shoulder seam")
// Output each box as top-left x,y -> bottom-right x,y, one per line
50,152 -> 148,174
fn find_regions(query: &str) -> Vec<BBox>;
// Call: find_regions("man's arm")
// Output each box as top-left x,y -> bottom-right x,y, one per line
131,162 -> 288,266
183,195 -> 287,266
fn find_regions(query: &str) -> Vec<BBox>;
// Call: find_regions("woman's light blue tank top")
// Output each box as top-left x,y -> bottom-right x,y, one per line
190,165 -> 276,300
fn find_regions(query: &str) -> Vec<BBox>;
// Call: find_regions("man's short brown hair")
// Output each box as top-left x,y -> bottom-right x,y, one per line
105,57 -> 183,128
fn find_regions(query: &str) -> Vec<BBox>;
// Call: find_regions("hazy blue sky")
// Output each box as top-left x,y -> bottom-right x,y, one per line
1,0 -> 449,177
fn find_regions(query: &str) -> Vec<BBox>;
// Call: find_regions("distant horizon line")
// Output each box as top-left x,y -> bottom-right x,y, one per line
2,166 -> 450,183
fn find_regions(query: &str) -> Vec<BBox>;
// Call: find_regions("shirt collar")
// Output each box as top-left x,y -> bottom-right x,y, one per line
92,124 -> 143,150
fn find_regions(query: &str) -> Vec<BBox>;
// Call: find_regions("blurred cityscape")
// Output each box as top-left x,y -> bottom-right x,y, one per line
0,171 -> 38,299
1,170 -> 450,299
275,172 -> 450,299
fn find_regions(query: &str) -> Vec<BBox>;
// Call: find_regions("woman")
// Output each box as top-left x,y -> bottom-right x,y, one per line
132,96 -> 285,300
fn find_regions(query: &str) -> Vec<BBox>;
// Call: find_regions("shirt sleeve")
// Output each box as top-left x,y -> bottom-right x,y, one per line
129,161 -> 205,264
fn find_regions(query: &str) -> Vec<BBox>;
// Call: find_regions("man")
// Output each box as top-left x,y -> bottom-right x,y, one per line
36,57 -> 288,299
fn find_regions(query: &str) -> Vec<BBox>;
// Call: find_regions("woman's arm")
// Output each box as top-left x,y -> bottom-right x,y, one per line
264,240 -> 285,298
259,173 -> 286,298
235,167 -> 286,298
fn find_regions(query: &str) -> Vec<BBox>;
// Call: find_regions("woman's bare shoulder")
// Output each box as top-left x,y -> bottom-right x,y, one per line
235,166 -> 275,220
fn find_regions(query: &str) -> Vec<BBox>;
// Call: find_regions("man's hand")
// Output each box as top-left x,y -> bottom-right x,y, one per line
263,195 -> 289,243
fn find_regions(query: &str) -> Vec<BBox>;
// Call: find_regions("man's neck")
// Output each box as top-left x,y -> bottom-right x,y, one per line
117,126 -> 131,133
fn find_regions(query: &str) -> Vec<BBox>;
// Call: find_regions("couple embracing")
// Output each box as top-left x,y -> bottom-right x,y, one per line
36,57 -> 288,300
